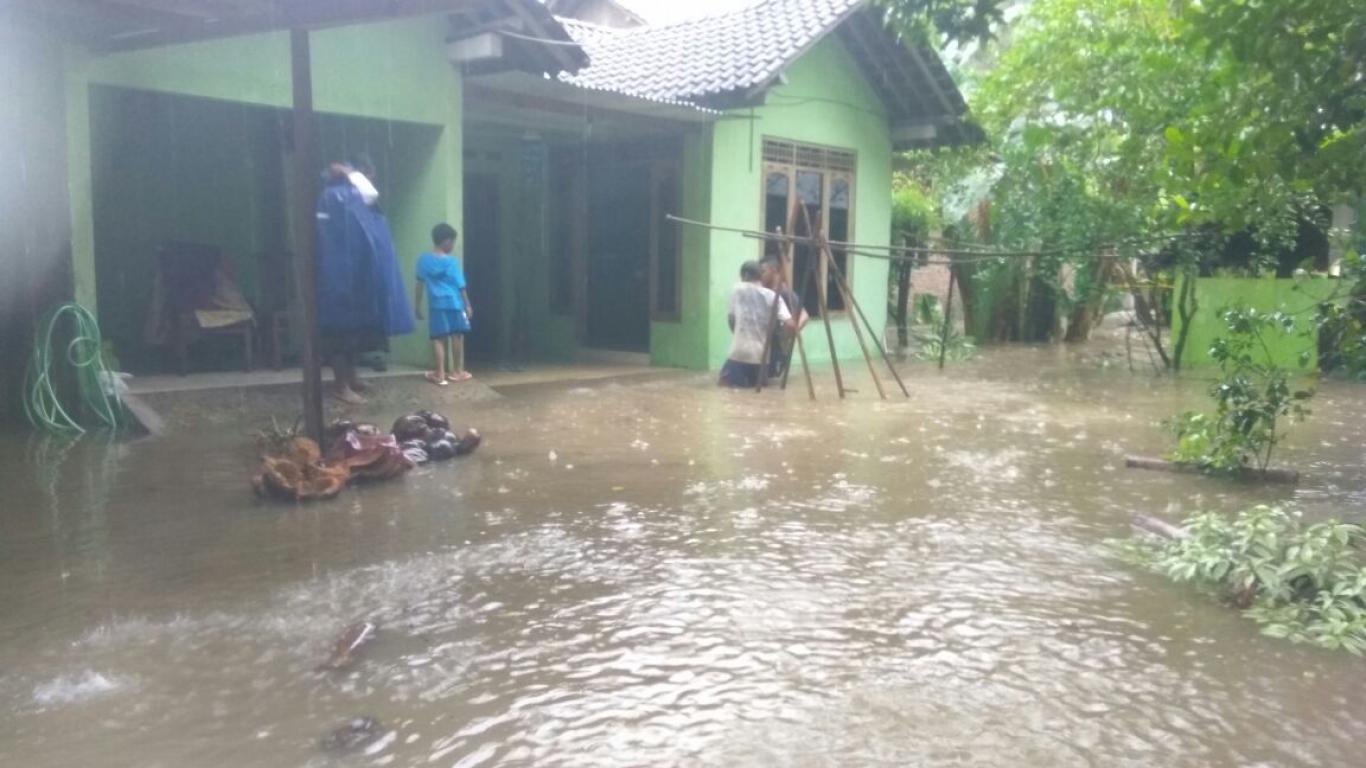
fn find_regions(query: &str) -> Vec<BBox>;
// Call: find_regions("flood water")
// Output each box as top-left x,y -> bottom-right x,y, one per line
2,348 -> 1365,767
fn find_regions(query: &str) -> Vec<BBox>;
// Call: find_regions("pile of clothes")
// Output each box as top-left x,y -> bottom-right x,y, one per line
391,410 -> 481,465
253,411 -> 481,502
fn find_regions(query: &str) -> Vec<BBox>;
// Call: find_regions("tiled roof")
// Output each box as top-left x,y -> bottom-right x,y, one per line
557,0 -> 863,107
553,0 -> 970,135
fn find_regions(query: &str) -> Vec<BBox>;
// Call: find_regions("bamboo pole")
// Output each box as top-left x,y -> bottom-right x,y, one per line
824,243 -> 910,398
755,275 -> 784,393
814,241 -> 846,399
822,239 -> 885,399
792,204 -> 845,399
754,201 -> 806,393
783,253 -> 817,399
774,200 -> 816,399
665,214 -> 1196,262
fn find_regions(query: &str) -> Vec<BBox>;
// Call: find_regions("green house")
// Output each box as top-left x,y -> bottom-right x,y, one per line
1,0 -> 970,417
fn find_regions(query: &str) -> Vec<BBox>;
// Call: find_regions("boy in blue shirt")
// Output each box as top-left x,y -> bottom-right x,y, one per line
414,223 -> 472,385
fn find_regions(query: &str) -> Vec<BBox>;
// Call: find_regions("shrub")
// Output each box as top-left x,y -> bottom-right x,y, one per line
1169,306 -> 1314,472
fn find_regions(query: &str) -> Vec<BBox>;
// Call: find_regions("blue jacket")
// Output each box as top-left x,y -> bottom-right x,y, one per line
315,179 -> 415,337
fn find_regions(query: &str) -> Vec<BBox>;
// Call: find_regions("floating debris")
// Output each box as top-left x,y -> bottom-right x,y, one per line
319,716 -> 385,753
317,620 -> 378,672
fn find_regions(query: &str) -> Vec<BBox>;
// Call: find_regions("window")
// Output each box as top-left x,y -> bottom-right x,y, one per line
761,138 -> 856,316
650,164 -> 683,321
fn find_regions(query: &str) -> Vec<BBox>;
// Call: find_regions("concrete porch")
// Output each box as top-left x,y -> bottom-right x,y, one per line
125,358 -> 657,397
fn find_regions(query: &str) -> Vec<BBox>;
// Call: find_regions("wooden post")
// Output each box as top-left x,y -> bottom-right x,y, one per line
290,28 -> 323,443
814,241 -> 846,399
938,268 -> 956,371
823,240 -> 885,400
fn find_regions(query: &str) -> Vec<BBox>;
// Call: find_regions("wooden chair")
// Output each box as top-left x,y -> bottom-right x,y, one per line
152,242 -> 255,375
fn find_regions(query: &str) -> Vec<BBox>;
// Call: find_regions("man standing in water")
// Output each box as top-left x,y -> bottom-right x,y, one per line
315,157 -> 414,404
720,261 -> 793,388
760,250 -> 808,380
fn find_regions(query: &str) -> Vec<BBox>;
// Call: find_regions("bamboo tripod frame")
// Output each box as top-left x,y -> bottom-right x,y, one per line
681,204 -> 910,401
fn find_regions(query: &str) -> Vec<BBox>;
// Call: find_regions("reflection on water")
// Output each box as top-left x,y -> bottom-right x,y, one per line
2,348 -> 1365,766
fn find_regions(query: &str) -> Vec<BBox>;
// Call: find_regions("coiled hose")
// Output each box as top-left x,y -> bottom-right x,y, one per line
23,303 -> 123,434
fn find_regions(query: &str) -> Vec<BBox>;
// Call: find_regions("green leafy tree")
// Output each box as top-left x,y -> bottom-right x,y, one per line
878,0 -> 1008,47
897,0 -> 1365,354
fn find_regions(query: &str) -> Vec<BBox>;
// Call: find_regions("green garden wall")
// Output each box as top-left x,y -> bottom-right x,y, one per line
64,15 -> 463,370
1172,276 -> 1342,369
704,36 -> 893,369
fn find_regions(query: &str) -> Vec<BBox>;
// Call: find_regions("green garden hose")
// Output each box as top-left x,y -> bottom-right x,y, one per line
23,303 -> 123,434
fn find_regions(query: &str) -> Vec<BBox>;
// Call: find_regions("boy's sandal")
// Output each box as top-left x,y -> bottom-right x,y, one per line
425,372 -> 448,386
449,371 -> 473,383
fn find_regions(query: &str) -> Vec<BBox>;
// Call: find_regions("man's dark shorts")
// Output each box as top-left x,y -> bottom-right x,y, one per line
719,359 -> 761,388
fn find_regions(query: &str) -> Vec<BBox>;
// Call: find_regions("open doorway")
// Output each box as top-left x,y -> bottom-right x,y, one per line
89,85 -> 444,373
462,174 -> 502,362
586,163 -> 651,352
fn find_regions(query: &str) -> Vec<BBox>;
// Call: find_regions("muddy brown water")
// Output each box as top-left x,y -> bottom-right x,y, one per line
2,348 -> 1365,767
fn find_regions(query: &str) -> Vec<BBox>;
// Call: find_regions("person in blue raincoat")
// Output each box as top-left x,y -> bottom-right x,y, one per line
315,156 -> 414,404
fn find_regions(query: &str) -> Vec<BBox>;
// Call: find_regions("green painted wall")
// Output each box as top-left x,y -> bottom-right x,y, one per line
1172,276 -> 1342,368
703,36 -> 893,369
650,130 -> 714,369
64,15 -> 464,371
75,19 -> 452,123
1,26 -> 75,424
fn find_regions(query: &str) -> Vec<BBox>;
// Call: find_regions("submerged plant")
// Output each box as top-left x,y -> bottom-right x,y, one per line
1169,306 -> 1314,473
253,416 -> 304,458
912,295 -> 978,362
1130,505 -> 1366,654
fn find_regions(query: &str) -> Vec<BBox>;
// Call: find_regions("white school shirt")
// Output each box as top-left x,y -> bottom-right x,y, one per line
727,281 -> 792,364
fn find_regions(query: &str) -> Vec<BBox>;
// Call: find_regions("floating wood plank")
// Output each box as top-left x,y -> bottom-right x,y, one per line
1124,456 -> 1300,485
1131,513 -> 1189,541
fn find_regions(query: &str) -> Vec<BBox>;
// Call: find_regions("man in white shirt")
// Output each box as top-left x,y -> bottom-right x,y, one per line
720,261 -> 794,388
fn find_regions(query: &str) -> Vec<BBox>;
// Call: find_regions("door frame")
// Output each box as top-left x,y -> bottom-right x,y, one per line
462,171 -> 503,362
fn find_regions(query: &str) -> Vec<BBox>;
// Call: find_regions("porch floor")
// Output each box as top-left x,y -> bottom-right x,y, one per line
125,361 -> 658,396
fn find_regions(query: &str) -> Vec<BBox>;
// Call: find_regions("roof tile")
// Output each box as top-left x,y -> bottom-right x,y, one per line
557,0 -> 863,105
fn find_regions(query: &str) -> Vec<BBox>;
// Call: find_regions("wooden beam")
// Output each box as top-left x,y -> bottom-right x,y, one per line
8,0 -> 190,32
101,0 -> 233,21
464,83 -> 699,137
838,17 -> 918,121
498,0 -> 585,71
892,121 -> 939,144
99,0 -> 487,52
903,44 -> 961,118
289,27 -> 324,443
